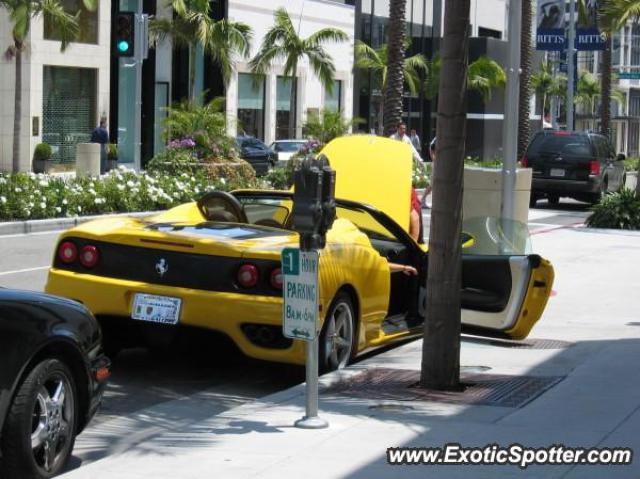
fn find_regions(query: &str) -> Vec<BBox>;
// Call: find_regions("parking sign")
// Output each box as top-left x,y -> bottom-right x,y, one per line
282,248 -> 319,341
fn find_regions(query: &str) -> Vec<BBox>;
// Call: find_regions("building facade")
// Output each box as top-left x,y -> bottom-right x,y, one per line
0,0 -> 111,172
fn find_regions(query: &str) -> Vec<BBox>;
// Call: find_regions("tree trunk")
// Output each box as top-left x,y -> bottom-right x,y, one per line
518,0 -> 533,158
420,0 -> 469,391
377,97 -> 384,135
289,70 -> 297,139
382,0 -> 406,136
189,46 -> 196,102
600,35 -> 612,138
12,43 -> 22,172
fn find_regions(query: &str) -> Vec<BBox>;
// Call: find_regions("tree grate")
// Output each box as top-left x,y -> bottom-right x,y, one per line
324,368 -> 564,408
465,337 -> 573,350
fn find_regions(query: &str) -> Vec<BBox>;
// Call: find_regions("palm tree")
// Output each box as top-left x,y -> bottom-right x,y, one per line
354,40 -> 428,134
250,8 -> 348,138
420,0 -> 470,391
382,0 -> 407,136
424,55 -> 506,104
1,0 -> 87,172
530,59 -> 566,128
518,0 -> 533,159
150,0 -> 252,101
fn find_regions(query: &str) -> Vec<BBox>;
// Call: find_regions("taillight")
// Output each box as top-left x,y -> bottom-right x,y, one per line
58,241 -> 78,264
237,264 -> 259,288
79,245 -> 100,268
521,156 -> 529,168
590,160 -> 600,175
270,268 -> 283,289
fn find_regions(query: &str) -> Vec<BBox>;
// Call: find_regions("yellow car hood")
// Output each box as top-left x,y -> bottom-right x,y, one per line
321,135 -> 413,233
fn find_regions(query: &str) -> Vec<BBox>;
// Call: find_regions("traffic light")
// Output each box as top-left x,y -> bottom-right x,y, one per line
115,12 -> 135,57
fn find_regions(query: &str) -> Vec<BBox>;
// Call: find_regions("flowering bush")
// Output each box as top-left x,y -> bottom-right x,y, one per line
0,167 -> 233,221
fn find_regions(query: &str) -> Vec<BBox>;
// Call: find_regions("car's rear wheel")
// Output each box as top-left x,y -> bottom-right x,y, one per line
0,359 -> 77,479
319,293 -> 356,373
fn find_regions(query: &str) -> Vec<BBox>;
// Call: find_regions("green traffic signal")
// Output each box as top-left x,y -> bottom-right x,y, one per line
117,40 -> 130,53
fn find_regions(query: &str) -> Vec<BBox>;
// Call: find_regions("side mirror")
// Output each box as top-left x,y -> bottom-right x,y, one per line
616,153 -> 626,162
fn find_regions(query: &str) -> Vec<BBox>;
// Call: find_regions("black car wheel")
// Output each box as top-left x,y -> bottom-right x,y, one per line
319,293 -> 356,373
0,359 -> 77,479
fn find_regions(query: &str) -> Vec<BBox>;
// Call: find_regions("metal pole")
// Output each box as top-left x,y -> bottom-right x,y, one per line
500,0 -> 521,223
294,314 -> 328,429
567,0 -> 576,131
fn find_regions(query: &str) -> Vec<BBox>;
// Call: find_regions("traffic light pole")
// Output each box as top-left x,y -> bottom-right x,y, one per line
133,13 -> 148,171
567,0 -> 576,131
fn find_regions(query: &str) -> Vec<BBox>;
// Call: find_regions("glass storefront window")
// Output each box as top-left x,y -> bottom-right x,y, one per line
325,80 -> 342,111
44,0 -> 98,44
238,73 -> 266,140
276,76 -> 296,140
43,66 -> 97,163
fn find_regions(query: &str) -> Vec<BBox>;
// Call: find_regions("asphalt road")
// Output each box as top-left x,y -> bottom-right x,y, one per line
0,200 -> 592,469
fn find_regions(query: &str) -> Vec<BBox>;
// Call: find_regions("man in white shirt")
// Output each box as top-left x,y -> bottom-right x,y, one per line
389,122 -> 424,171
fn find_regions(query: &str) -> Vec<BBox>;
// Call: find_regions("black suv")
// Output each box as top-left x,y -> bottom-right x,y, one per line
523,131 -> 626,206
236,136 -> 276,176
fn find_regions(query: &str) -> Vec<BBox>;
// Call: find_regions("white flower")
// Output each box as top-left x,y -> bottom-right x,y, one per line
62,199 -> 68,205
126,180 -> 135,188
39,202 -> 46,209
88,188 -> 96,196
0,196 -> 6,204
39,180 -> 49,187
117,184 -> 125,191
24,209 -> 31,217
0,177 -> 6,184
219,178 -> 226,185
55,206 -> 62,213
14,187 -> 22,193
77,206 -> 82,212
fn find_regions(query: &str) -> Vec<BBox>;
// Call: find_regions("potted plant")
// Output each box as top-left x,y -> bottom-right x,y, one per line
33,143 -> 53,173
107,143 -> 118,171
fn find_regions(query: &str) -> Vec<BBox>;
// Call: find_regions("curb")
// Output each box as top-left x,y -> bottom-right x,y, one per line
0,211 -> 155,236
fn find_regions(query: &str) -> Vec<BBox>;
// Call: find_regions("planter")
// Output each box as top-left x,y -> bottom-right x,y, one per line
32,158 -> 53,174
626,171 -> 637,191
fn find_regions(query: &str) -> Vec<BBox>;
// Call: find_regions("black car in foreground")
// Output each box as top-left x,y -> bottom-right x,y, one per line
523,130 -> 626,206
0,289 -> 109,479
236,136 -> 276,176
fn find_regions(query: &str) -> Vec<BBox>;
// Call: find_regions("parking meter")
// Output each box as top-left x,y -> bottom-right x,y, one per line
292,156 -> 336,251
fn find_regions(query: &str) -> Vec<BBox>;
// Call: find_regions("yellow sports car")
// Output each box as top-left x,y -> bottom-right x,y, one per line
45,136 -> 554,371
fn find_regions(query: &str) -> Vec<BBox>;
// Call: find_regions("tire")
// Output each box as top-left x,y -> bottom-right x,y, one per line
319,293 -> 356,373
547,194 -> 560,206
0,359 -> 78,479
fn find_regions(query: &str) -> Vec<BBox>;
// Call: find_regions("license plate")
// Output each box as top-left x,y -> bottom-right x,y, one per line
550,168 -> 565,177
131,294 -> 182,325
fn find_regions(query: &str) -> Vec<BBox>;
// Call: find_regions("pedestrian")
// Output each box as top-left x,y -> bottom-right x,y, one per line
410,128 -> 421,156
422,137 -> 437,208
91,117 -> 109,174
389,122 -> 424,171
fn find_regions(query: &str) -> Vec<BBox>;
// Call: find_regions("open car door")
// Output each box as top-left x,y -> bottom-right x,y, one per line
457,217 -> 554,340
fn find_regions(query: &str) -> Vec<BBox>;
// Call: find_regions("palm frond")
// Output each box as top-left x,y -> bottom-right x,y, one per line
306,28 -> 348,47
42,0 -> 80,50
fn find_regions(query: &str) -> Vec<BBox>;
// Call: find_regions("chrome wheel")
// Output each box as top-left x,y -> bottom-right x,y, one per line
321,295 -> 355,372
31,374 -> 74,474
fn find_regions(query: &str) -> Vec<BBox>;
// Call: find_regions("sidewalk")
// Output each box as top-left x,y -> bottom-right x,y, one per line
60,226 -> 640,479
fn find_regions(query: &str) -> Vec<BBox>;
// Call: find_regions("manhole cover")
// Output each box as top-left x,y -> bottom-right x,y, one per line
324,368 -> 564,408
626,322 -> 640,327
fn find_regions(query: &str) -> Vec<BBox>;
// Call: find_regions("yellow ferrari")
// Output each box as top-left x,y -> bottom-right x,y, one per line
45,136 -> 554,371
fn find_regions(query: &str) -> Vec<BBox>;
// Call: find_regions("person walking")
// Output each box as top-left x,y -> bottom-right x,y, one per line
410,128 -> 421,156
389,122 -> 424,170
91,117 -> 109,174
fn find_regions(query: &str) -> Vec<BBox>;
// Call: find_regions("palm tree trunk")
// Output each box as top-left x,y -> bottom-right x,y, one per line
600,36 -> 612,138
518,0 -> 532,158
12,43 -> 22,172
189,46 -> 197,102
289,68 -> 297,139
420,0 -> 470,391
382,0 -> 406,136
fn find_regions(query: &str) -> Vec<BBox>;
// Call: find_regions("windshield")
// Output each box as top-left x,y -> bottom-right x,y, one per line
272,142 -> 304,152
239,138 -> 265,149
527,134 -> 593,157
461,217 -> 532,256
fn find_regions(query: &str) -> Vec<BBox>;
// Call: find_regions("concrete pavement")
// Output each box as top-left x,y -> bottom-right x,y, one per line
57,224 -> 640,479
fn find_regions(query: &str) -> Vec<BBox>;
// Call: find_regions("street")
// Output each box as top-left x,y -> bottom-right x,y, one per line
0,200 -> 594,472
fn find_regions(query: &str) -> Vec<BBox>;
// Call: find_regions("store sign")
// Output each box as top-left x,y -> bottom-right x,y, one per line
576,28 -> 606,50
